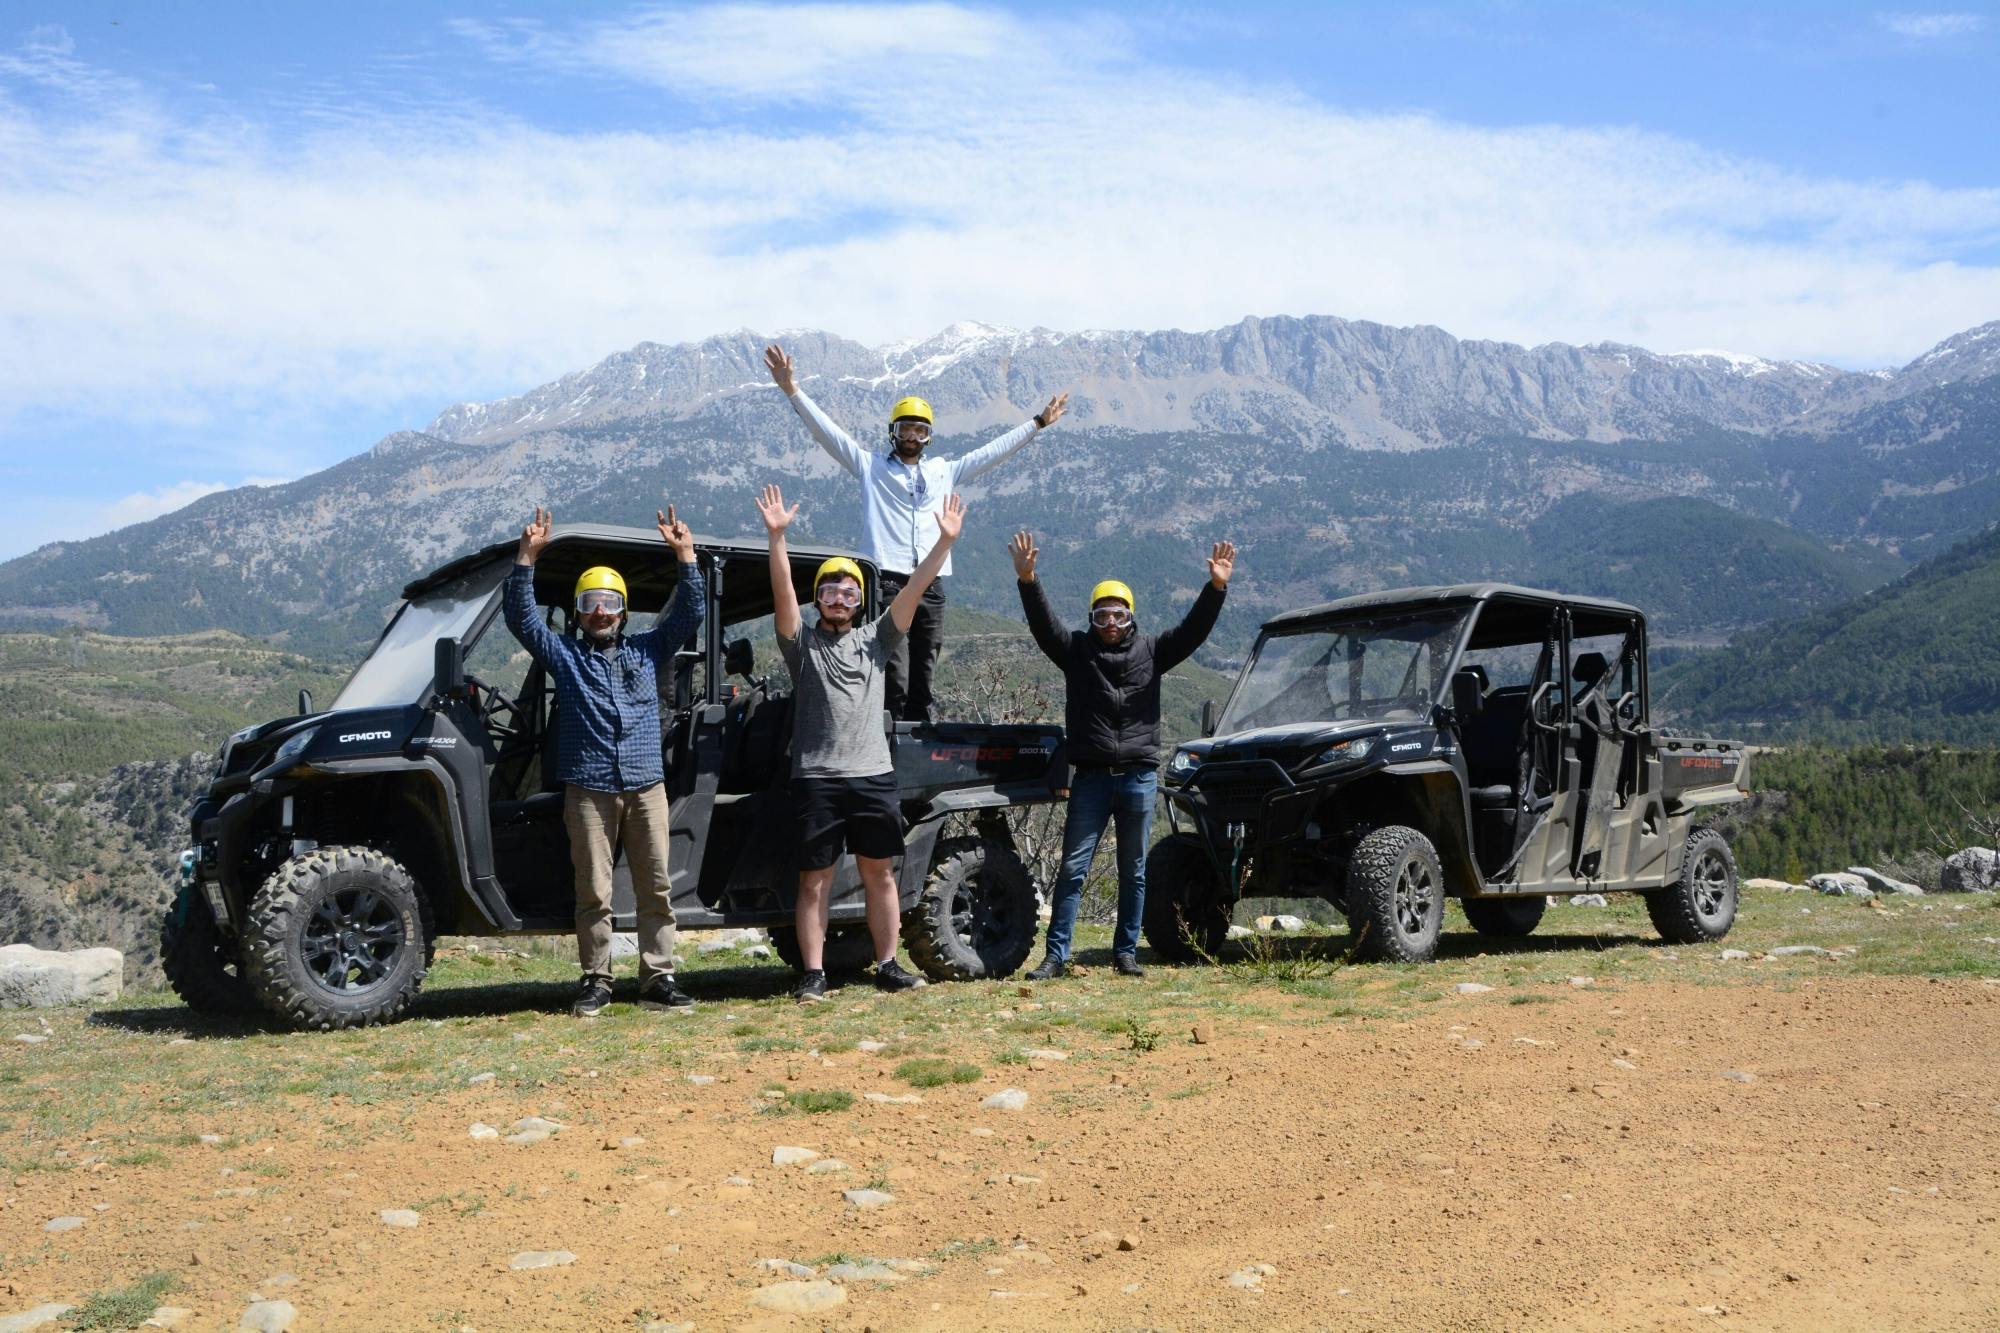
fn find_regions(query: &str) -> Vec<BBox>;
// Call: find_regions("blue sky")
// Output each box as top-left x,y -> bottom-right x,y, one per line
2,1 -> 1997,559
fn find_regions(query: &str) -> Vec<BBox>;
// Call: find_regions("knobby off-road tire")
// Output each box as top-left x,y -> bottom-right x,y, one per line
771,924 -> 876,975
1348,825 -> 1446,963
160,881 -> 260,1015
1141,835 -> 1230,963
1645,827 -> 1738,944
244,846 -> 435,1030
903,836 -> 1038,981
1460,894 -> 1547,938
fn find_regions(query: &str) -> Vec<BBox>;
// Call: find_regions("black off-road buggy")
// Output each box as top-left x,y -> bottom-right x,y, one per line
166,524 -> 1066,1028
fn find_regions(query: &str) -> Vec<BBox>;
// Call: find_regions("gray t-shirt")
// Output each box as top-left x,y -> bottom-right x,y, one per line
778,612 -> 907,778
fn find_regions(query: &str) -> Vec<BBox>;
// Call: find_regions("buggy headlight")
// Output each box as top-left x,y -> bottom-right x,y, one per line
272,726 -> 319,770
1166,749 -> 1201,783
1308,736 -> 1375,769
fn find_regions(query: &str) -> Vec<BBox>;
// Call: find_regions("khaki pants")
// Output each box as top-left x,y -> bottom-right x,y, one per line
564,782 -> 677,986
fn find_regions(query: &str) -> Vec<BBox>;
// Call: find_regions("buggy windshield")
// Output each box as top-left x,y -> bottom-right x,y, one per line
332,557 -> 512,709
1217,609 -> 1469,732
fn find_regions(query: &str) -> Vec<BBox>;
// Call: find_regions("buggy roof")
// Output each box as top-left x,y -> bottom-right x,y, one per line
401,523 -> 872,604
1262,583 -> 1645,640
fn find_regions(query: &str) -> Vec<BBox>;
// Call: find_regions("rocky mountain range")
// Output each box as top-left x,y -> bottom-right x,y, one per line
4,314 -> 1998,661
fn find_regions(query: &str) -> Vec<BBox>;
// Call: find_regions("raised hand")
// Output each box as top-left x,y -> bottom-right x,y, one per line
763,343 -> 796,395
1207,539 -> 1237,589
1008,530 -> 1039,581
518,506 -> 553,564
935,493 -> 966,543
756,483 -> 798,536
656,504 -> 695,562
1037,390 -> 1070,427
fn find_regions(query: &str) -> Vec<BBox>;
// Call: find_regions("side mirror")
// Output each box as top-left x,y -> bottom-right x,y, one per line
1200,699 -> 1219,737
724,636 -> 754,679
432,637 -> 466,704
298,688 -> 313,716
1450,671 -> 1485,720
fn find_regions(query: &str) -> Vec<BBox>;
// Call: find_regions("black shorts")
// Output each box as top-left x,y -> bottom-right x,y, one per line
793,772 -> 904,870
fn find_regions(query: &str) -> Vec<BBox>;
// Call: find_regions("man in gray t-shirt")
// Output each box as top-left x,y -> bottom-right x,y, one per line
757,482 -> 965,1003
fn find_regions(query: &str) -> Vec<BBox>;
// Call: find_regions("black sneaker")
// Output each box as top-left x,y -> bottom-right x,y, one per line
1112,953 -> 1146,978
873,959 -> 928,992
1025,954 -> 1066,981
571,978 -> 613,1018
793,970 -> 828,1005
639,975 -> 695,1011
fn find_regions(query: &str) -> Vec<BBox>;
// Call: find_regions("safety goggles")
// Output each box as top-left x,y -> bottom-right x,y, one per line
576,590 -> 626,616
1089,607 -> 1133,628
816,584 -> 862,609
890,422 -> 932,445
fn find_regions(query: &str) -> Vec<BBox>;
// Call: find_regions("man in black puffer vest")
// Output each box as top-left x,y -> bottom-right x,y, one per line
1012,530 -> 1235,978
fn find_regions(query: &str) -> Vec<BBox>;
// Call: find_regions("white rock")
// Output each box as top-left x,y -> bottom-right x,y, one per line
1225,924 -> 1254,940
856,1040 -> 887,1053
503,1129 -> 550,1146
842,1188 -> 894,1208
1568,976 -> 1596,987
468,1122 -> 499,1140
1452,983 -> 1493,995
508,1250 -> 576,1271
1568,894 -> 1609,907
723,1175 -> 753,1187
756,1258 -> 815,1277
1270,914 -> 1306,931
1742,877 -> 1804,893
685,1074 -> 716,1086
745,945 -> 774,960
13,1033 -> 48,1045
1720,1070 -> 1757,1084
982,1088 -> 1030,1111
772,1146 -> 821,1166
1809,872 -> 1872,897
640,1323 -> 695,1333
512,1115 -> 563,1133
0,945 -> 123,1009
0,1305 -> 74,1333
749,1280 -> 845,1313
466,1072 -> 494,1085
1848,866 -> 1923,896
1941,847 -> 1999,893
824,1260 -> 905,1283
863,1092 -> 922,1105
141,1308 -> 193,1329
1769,945 -> 1833,957
379,1209 -> 421,1228
1719,949 -> 1750,961
43,1216 -> 84,1232
236,1301 -> 296,1333
696,938 -> 738,955
1021,1048 -> 1069,1061
805,1159 -> 849,1174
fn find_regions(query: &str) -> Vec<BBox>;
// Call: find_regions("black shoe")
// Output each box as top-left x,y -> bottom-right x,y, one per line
571,978 -> 613,1018
1025,954 -> 1067,981
639,975 -> 695,1011
1113,953 -> 1146,978
793,970 -> 828,1004
873,959 -> 928,992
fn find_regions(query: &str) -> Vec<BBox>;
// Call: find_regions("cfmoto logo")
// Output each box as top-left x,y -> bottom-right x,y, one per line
338,730 -> 392,743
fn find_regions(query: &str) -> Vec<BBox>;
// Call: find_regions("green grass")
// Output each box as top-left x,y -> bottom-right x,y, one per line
785,1089 -> 854,1114
895,1058 -> 982,1088
61,1271 -> 178,1330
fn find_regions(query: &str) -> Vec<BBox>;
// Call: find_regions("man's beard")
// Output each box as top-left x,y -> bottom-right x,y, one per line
583,621 -> 619,644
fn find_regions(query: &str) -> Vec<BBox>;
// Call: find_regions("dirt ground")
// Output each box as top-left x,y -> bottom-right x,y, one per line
4,968 -> 1998,1331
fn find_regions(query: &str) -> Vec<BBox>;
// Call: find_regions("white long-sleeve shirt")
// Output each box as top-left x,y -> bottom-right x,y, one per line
786,387 -> 1042,577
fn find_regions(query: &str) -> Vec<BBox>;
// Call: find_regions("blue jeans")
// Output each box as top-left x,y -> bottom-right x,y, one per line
1044,767 -> 1156,963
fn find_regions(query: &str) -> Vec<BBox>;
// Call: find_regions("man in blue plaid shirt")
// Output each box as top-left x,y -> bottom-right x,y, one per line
505,505 -> 706,1017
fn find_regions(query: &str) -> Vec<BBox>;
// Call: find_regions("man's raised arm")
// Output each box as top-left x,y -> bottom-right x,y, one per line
757,484 -> 803,642
766,343 -> 867,479
627,504 -> 707,654
505,506 -> 561,665
951,390 -> 1070,485
1010,530 -> 1070,666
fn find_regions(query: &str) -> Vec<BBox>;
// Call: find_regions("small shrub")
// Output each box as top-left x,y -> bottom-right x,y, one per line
786,1089 -> 855,1114
1124,1019 -> 1161,1053
896,1058 -> 981,1088
63,1271 -> 177,1330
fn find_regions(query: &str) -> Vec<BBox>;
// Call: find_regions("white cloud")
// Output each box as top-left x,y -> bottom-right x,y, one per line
3,0 -> 1999,453
1877,12 -> 1986,38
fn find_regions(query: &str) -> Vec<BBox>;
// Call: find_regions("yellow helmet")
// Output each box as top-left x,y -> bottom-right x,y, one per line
574,566 -> 628,606
1090,579 -> 1134,610
888,395 -> 934,425
814,556 -> 866,596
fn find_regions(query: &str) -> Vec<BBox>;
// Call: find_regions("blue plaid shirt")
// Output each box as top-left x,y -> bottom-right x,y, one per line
503,561 -> 705,792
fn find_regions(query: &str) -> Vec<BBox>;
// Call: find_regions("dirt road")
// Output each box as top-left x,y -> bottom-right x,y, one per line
5,970 -> 1997,1331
